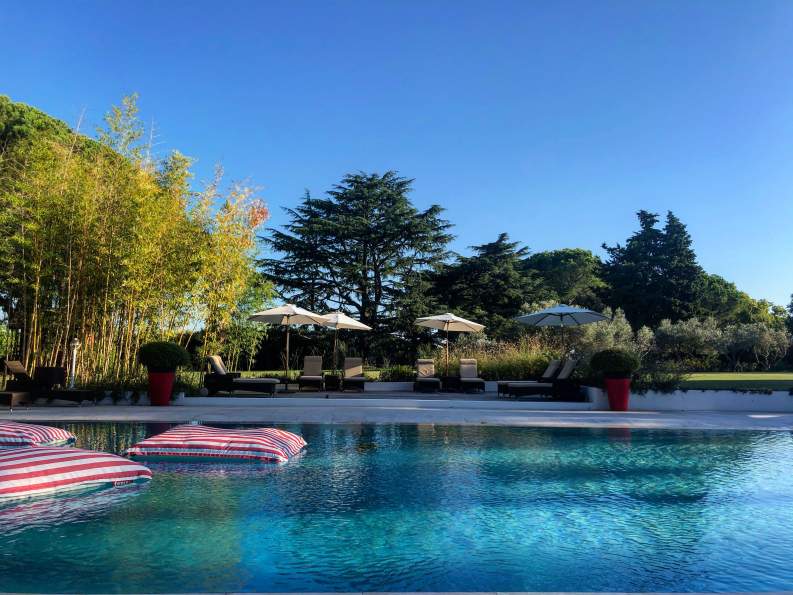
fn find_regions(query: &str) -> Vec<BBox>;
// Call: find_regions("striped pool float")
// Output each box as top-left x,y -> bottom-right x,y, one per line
127,425 -> 307,463
0,447 -> 152,501
0,422 -> 76,448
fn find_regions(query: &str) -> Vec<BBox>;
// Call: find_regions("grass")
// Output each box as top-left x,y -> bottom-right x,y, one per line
680,372 -> 793,391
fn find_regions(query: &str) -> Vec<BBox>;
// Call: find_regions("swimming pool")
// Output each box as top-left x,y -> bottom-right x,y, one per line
1,422 -> 792,593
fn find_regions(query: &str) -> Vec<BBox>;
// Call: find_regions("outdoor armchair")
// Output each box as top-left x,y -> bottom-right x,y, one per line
342,357 -> 366,392
458,358 -> 485,392
204,355 -> 278,396
298,355 -> 325,391
414,359 -> 442,392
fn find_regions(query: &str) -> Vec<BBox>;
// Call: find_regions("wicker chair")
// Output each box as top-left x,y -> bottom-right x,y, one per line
204,356 -> 278,396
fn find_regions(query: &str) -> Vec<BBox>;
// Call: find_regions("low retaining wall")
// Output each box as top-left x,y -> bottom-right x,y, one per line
586,387 -> 793,412
181,396 -> 595,410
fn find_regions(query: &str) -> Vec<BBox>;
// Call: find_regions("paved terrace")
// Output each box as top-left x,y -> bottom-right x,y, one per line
2,392 -> 793,430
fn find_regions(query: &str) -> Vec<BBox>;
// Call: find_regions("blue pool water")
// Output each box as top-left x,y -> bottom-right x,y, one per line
1,423 -> 793,593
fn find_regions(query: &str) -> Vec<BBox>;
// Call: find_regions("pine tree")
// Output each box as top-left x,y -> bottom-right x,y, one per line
431,233 -> 541,338
602,210 -> 702,328
260,171 -> 452,357
659,212 -> 704,321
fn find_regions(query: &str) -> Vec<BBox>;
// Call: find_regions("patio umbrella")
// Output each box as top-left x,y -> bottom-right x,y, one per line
515,304 -> 608,351
414,313 -> 485,376
321,311 -> 372,372
248,304 -> 327,380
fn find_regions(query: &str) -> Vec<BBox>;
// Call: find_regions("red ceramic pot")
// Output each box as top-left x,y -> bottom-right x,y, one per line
605,377 -> 631,411
147,371 -> 175,406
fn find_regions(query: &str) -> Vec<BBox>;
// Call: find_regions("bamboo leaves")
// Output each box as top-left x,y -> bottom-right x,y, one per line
0,95 -> 269,386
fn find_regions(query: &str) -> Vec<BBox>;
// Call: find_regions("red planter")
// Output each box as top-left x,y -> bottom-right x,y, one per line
147,371 -> 175,406
605,377 -> 631,411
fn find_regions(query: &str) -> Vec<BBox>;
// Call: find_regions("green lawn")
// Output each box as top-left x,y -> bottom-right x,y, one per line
680,372 -> 793,391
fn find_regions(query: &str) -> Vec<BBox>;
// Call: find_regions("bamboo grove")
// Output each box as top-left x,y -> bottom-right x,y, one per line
0,95 -> 270,385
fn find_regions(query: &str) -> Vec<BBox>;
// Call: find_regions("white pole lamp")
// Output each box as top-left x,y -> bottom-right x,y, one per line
69,338 -> 81,389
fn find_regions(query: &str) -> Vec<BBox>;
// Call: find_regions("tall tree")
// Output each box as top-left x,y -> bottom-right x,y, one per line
260,191 -> 327,312
659,212 -> 703,320
0,95 -> 268,383
700,274 -> 788,328
602,210 -> 703,328
430,233 -> 540,338
260,171 -> 452,355
787,294 -> 793,334
524,248 -> 606,310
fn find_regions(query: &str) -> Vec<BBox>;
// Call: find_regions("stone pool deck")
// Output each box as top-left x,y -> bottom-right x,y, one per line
2,394 -> 793,430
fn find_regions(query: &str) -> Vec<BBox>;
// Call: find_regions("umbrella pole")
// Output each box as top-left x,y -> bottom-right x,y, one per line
561,323 -> 567,355
285,325 -> 290,383
445,327 -> 449,377
333,329 -> 338,375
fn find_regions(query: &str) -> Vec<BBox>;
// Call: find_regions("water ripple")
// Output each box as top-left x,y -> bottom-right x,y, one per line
0,424 -> 792,593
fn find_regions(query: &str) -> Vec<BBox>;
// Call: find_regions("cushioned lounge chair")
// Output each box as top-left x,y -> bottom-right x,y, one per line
3,360 -> 69,408
204,356 -> 278,396
298,356 -> 325,391
497,359 -> 560,397
414,359 -> 442,392
342,357 -> 366,392
507,358 -> 580,399
458,358 -> 485,392
0,390 -> 32,412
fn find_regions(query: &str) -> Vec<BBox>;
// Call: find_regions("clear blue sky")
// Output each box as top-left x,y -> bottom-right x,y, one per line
2,1 -> 792,305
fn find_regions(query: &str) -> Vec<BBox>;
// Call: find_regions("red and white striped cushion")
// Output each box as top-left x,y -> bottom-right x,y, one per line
127,425 -> 306,463
0,447 -> 152,500
0,422 -> 76,448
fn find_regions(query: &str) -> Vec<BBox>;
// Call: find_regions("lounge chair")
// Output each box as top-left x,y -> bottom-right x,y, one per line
497,359 -> 560,397
298,356 -> 325,391
342,357 -> 366,392
414,359 -> 442,392
2,360 -> 90,408
4,360 -> 36,392
1,361 -> 33,411
0,390 -> 32,412
506,358 -> 580,400
458,358 -> 485,392
204,355 -> 278,396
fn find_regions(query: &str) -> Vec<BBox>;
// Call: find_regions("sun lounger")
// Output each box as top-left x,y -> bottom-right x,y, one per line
458,359 -> 485,392
497,359 -> 560,397
342,357 -> 366,392
298,356 -> 325,391
414,359 -> 442,392
3,361 -> 65,408
0,391 -> 32,412
204,355 -> 278,396
507,358 -> 580,399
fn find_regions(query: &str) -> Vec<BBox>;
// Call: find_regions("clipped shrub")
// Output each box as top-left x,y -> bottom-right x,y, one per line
589,348 -> 641,378
138,342 -> 191,372
378,365 -> 416,382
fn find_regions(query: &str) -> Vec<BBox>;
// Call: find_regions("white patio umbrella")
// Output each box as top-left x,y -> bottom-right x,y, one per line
414,313 -> 485,376
248,304 -> 327,380
515,304 -> 608,351
321,311 -> 372,371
